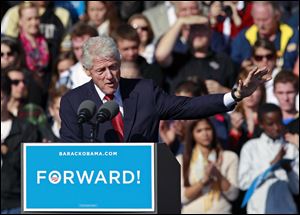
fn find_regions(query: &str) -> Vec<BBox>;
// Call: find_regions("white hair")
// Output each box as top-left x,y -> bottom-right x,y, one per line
82,36 -> 121,70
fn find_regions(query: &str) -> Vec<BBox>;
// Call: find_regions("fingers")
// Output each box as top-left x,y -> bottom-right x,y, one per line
237,79 -> 243,91
253,66 -> 268,76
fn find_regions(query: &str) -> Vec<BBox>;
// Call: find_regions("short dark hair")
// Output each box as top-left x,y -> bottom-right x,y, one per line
175,79 -> 208,96
252,38 -> 277,57
1,74 -> 12,97
1,36 -> 25,68
70,22 -> 99,39
111,24 -> 140,43
274,70 -> 299,91
258,103 -> 282,122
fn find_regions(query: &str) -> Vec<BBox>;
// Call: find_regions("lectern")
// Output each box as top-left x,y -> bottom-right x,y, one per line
22,143 -> 180,214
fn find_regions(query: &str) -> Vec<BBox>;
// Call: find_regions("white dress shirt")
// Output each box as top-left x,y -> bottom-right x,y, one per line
239,133 -> 299,214
59,62 -> 91,89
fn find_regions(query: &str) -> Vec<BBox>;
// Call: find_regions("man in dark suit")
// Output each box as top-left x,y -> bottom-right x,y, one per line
60,36 -> 271,143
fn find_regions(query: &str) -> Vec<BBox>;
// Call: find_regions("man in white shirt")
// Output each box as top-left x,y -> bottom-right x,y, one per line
59,22 -> 98,89
239,103 -> 299,214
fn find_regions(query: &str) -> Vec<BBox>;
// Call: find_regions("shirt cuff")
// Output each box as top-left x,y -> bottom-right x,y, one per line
224,92 -> 236,108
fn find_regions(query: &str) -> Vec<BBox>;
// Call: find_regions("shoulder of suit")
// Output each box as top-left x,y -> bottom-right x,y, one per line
64,80 -> 91,97
120,78 -> 155,93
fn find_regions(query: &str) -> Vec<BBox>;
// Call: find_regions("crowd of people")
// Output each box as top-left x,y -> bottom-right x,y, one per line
1,1 -> 299,214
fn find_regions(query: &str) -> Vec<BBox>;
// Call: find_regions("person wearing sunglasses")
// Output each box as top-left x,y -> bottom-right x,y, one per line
231,1 -> 298,70
5,67 -> 28,117
1,37 -> 24,71
128,14 -> 156,64
1,74 -> 39,214
250,38 -> 280,106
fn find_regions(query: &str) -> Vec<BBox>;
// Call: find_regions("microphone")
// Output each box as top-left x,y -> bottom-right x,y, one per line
77,100 -> 96,124
96,100 -> 119,123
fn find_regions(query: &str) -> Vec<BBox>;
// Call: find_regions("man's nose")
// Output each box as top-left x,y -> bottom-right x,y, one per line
104,69 -> 113,79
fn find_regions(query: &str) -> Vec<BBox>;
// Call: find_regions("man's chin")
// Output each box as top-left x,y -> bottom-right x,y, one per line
104,87 -> 117,95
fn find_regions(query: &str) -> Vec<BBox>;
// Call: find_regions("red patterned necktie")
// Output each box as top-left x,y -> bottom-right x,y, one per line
104,95 -> 124,141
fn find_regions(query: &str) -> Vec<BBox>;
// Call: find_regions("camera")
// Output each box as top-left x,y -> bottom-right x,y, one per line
223,5 -> 233,17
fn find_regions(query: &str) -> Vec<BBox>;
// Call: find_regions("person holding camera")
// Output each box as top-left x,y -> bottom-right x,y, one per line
209,1 -> 253,53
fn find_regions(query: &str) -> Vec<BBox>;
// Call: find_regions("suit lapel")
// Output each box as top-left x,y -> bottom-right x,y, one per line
87,80 -> 103,109
120,79 -> 138,142
123,92 -> 138,142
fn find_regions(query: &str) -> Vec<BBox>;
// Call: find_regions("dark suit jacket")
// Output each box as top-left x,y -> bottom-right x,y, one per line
60,78 -> 234,142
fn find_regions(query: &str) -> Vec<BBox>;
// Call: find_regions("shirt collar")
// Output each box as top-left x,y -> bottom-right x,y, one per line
94,84 -> 122,104
260,133 -> 286,145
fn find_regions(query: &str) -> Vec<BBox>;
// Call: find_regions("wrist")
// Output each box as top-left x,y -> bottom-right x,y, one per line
231,88 -> 243,102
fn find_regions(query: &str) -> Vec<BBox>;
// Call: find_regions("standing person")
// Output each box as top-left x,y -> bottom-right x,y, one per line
178,118 -> 239,213
248,38 -> 280,105
44,86 -> 70,142
128,14 -> 156,64
17,2 -> 50,108
1,37 -> 24,71
83,1 -> 121,37
1,75 -> 39,214
273,71 -> 299,125
143,1 -> 177,40
5,67 -> 28,117
231,1 -> 298,70
1,1 -> 72,56
168,23 -> 236,94
112,24 -> 163,87
58,22 -> 98,89
60,35 -> 271,143
209,1 -> 253,52
228,69 -> 266,155
238,103 -> 299,214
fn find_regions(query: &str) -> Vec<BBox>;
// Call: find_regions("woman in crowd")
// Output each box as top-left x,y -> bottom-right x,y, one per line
1,37 -> 24,71
128,13 -> 156,64
4,67 -> 28,117
17,2 -> 50,109
177,118 -> 239,213
49,51 -> 76,91
83,1 -> 121,36
228,69 -> 266,155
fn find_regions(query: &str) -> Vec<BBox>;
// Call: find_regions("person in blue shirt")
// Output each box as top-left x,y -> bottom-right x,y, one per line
231,1 -> 298,70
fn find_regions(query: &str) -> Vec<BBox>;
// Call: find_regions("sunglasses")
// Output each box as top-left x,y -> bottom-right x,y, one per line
11,79 -> 26,85
1,51 -> 14,57
133,25 -> 149,32
254,53 -> 275,61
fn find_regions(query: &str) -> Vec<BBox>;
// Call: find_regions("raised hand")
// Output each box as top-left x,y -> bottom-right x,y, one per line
234,66 -> 272,100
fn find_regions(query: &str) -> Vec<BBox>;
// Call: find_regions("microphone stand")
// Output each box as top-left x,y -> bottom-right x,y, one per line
79,124 -> 84,142
88,122 -> 97,142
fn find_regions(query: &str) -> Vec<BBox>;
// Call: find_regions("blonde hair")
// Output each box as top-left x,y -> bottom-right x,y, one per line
18,1 -> 38,18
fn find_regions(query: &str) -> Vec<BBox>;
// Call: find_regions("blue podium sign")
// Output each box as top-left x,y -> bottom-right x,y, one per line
22,143 -> 155,212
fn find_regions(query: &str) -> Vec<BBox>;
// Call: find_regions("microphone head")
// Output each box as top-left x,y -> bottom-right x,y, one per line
96,100 -> 119,123
77,100 -> 96,124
